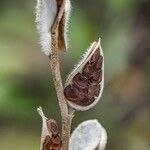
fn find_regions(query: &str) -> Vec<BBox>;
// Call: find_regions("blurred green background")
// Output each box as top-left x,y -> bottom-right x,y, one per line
0,0 -> 149,149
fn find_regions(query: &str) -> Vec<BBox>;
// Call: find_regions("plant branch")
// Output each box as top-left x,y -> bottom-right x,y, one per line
49,1 -> 74,148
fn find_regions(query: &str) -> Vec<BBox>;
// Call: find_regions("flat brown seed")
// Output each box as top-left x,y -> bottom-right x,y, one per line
95,55 -> 103,69
88,83 -> 100,97
90,49 -> 101,64
80,97 -> 95,106
72,85 -> 86,101
47,119 -> 59,136
51,136 -> 62,150
92,70 -> 102,82
43,135 -> 53,150
88,84 -> 98,97
82,63 -> 95,77
73,73 -> 88,88
64,85 -> 78,101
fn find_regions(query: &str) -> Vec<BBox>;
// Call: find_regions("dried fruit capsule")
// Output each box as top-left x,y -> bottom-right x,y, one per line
37,107 -> 62,150
36,0 -> 71,55
64,38 -> 104,111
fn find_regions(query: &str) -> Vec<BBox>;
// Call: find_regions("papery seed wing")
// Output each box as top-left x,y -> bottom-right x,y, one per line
64,38 -> 104,111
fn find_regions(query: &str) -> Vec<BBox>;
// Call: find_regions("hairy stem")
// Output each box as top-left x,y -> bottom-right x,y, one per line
49,45 -> 73,150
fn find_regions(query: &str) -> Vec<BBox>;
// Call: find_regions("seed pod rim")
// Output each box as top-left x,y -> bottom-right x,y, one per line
64,38 -> 104,111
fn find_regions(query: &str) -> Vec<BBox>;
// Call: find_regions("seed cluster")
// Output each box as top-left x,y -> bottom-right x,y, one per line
43,119 -> 62,150
64,48 -> 103,106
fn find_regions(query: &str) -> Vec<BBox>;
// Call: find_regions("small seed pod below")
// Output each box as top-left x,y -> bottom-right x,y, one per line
37,107 -> 62,150
64,38 -> 104,111
69,120 -> 107,150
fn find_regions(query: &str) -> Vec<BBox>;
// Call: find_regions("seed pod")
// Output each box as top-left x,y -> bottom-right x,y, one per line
36,0 -> 71,55
69,120 -> 107,150
64,38 -> 104,111
56,0 -> 71,51
37,107 -> 62,150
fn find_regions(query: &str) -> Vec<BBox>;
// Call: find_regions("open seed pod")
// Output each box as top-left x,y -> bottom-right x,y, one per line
64,38 -> 104,111
36,0 -> 71,55
55,0 -> 71,51
37,107 -> 62,150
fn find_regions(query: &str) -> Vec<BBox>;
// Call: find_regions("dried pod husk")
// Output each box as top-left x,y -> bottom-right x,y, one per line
69,120 -> 107,150
64,39 -> 104,111
55,0 -> 71,51
37,107 -> 62,150
36,0 -> 71,55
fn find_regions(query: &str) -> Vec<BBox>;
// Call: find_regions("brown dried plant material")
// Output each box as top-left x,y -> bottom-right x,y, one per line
37,107 -> 62,150
52,0 -> 71,52
43,135 -> 62,150
64,39 -> 104,111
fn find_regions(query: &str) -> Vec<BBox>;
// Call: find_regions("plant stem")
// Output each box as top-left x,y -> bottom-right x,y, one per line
49,1 -> 74,148
49,45 -> 73,150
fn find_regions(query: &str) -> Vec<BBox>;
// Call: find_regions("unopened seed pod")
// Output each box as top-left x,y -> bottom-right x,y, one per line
69,120 -> 107,150
37,107 -> 62,150
64,38 -> 104,111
